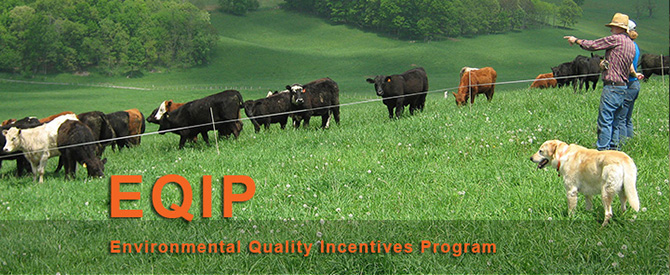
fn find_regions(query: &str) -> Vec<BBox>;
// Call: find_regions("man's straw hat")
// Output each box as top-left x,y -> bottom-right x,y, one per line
605,13 -> 629,31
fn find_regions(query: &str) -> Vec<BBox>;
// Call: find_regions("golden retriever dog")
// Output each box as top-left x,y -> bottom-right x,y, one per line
530,140 -> 640,226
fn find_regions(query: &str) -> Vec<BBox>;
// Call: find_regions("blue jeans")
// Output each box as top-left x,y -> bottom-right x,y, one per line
597,84 -> 627,150
616,80 -> 640,145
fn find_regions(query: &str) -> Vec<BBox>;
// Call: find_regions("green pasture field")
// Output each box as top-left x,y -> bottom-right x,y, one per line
0,0 -> 668,273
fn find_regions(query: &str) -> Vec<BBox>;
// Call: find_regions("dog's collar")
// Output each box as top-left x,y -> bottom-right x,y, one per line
555,145 -> 568,176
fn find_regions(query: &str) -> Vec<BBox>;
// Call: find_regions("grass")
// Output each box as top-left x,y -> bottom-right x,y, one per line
0,0 -> 668,273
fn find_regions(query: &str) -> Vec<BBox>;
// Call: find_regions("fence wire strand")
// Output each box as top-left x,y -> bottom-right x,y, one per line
1,66 -> 668,160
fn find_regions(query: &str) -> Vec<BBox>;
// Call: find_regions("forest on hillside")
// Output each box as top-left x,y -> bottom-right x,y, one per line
0,0 -> 217,76
280,0 -> 584,39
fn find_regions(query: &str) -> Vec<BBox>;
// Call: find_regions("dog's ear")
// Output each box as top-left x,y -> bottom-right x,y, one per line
546,140 -> 560,157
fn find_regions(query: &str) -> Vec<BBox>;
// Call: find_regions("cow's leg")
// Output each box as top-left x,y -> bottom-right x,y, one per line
279,118 -> 287,129
387,105 -> 394,119
293,115 -> 301,128
37,155 -> 48,183
55,156 -> 64,173
333,107 -> 340,124
303,116 -> 311,128
395,99 -> 404,118
322,112 -> 331,128
263,119 -> 270,130
231,123 -> 241,138
178,136 -> 187,149
65,151 -> 75,180
470,89 -> 477,105
200,131 -> 210,144
29,160 -> 38,182
16,157 -> 28,177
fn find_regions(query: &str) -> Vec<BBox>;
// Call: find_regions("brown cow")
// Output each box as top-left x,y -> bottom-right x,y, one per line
105,109 -> 145,150
530,73 -> 557,89
452,67 -> 497,106
147,100 -> 186,124
147,100 -> 198,143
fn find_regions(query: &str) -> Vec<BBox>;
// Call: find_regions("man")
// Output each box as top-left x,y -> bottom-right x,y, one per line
563,13 -> 636,151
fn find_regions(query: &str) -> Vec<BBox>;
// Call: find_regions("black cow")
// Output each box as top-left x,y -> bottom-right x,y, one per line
366,67 -> 428,119
159,90 -> 244,149
243,92 -> 292,132
639,53 -> 670,81
77,111 -> 116,155
0,117 -> 42,176
551,61 -> 575,88
57,120 -> 106,179
54,111 -> 115,174
571,54 -> 602,92
286,78 -> 340,129
105,109 -> 145,150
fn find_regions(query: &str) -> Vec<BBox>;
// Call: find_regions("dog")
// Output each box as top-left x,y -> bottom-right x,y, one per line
530,140 -> 640,226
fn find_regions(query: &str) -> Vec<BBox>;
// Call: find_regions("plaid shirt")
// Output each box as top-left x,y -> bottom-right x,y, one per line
580,33 -> 635,83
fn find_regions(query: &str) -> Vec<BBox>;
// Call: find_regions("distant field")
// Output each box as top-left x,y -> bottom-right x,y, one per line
0,0 -> 667,273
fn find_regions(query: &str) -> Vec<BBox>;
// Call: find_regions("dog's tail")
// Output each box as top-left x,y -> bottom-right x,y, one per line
623,158 -> 640,212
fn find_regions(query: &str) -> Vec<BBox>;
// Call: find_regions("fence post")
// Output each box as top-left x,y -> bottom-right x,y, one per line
210,107 -> 220,155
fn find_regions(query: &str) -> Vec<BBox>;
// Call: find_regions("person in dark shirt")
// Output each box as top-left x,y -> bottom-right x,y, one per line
564,13 -> 636,150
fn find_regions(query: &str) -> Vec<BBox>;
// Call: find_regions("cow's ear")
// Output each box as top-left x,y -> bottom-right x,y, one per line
1,129 -> 7,136
302,88 -> 307,93
366,78 -> 375,84
167,100 -> 172,107
385,77 -> 392,83
452,92 -> 457,97
286,85 -> 291,90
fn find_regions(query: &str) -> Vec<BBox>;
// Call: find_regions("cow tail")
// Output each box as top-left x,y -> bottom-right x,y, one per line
140,112 -> 146,134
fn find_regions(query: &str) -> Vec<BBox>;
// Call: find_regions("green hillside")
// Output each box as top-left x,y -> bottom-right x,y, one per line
0,1 -> 667,273
4,0 -> 664,101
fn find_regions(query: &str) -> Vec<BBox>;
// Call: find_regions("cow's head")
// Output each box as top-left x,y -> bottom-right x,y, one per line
452,92 -> 468,106
242,100 -> 255,118
152,100 -> 173,121
2,127 -> 20,153
287,84 -> 306,106
147,108 -> 160,123
85,158 -> 107,178
366,76 -> 391,96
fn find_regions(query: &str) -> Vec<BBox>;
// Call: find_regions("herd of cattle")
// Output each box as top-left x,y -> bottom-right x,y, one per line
531,53 -> 670,92
1,53 -> 668,183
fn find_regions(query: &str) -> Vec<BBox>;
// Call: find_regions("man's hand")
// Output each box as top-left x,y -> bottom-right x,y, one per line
563,36 -> 578,45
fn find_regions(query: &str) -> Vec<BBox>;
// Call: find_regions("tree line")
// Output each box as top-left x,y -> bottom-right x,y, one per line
280,0 -> 584,40
0,0 -> 217,76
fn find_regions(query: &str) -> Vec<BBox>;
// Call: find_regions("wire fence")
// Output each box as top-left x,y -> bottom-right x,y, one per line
1,65 -> 668,160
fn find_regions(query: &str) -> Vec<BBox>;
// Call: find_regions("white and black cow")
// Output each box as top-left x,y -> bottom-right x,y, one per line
57,120 -> 106,179
366,67 -> 428,119
243,92 -> 292,132
2,114 -> 77,183
286,78 -> 340,129
158,90 -> 244,149
0,117 -> 42,176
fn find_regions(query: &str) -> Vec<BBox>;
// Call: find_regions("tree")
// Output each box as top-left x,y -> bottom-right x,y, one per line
219,0 -> 259,16
557,0 -> 581,28
645,0 -> 656,17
